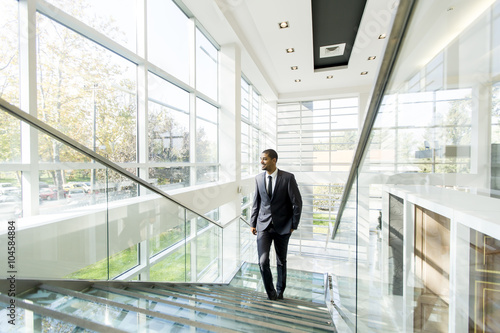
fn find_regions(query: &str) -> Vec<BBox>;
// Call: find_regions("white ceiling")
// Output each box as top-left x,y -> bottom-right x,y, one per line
182,0 -> 398,102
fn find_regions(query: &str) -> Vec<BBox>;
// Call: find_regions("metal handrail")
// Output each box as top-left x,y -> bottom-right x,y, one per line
0,97 -> 222,228
332,0 -> 417,239
239,215 -> 251,227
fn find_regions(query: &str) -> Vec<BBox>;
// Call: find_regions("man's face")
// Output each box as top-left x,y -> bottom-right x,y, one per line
260,153 -> 277,172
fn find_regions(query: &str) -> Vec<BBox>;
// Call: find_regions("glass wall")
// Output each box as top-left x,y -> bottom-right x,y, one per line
276,98 -> 358,256
0,0 -> 220,225
335,0 -> 500,331
277,98 -> 358,173
0,0 -> 225,282
241,77 -> 275,177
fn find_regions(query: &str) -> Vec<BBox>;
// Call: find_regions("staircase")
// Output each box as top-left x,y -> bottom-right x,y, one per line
230,262 -> 328,303
0,268 -> 337,332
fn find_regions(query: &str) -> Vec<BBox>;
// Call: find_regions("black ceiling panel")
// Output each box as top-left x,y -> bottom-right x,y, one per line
311,0 -> 367,70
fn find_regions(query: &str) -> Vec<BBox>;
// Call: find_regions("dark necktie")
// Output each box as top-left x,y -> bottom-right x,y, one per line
267,176 -> 272,198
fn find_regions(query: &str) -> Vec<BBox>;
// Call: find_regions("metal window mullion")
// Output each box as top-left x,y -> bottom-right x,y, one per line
36,0 -> 142,66
19,0 -> 39,217
135,0 -> 148,194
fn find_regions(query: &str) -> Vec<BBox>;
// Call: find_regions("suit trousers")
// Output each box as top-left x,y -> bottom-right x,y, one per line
257,224 -> 292,298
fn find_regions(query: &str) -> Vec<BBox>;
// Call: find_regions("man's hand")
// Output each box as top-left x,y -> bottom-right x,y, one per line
251,227 -> 257,235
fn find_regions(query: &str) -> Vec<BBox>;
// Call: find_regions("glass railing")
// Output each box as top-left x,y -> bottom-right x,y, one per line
332,0 -> 500,331
0,99 -> 243,283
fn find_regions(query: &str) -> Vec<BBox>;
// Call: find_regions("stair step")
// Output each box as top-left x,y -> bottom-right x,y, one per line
89,285 -> 300,333
231,263 -> 327,303
152,283 -> 331,319
2,278 -> 337,332
128,284 -> 334,330
22,284 -> 236,332
0,293 -> 127,333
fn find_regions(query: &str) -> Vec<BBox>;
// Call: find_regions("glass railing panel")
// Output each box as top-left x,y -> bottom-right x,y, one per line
148,198 -> 187,258
221,218 -> 240,282
0,111 -> 112,279
330,172 -> 358,321
335,0 -> 500,332
239,217 -> 256,265
185,211 -> 221,283
0,106 -> 225,283
149,243 -> 189,282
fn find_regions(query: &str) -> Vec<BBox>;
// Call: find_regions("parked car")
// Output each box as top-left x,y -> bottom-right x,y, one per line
39,188 -> 57,201
66,188 -> 86,203
0,195 -> 22,219
64,182 -> 91,194
0,187 -> 21,198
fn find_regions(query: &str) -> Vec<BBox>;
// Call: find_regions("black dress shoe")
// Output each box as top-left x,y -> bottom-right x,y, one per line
277,292 -> 283,300
268,291 -> 278,300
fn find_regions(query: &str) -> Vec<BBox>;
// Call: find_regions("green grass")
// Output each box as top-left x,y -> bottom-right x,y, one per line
63,224 -> 219,282
313,213 -> 334,234
64,245 -> 138,280
150,244 -> 191,281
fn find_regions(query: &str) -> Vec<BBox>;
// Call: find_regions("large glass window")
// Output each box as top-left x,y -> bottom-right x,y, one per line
148,0 -> 190,83
148,73 -> 190,188
333,1 -> 500,332
196,29 -> 218,101
0,0 -> 21,163
373,88 -> 472,173
196,98 -> 218,184
241,77 -> 274,176
37,13 -> 137,162
45,0 -> 137,52
277,98 -> 359,172
148,72 -> 190,163
0,0 -> 221,282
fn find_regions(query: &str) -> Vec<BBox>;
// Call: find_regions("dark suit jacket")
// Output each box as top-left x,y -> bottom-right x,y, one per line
250,169 -> 302,235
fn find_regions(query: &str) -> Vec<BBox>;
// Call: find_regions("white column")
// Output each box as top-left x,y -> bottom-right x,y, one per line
403,200 -> 415,332
219,43 -> 241,184
470,84 -> 491,188
449,222 -> 470,333
19,0 -> 39,216
136,0 -> 151,280
136,0 -> 149,187
189,18 -> 197,186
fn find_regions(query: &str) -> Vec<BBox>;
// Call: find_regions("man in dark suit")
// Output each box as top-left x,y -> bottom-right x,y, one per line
250,149 -> 302,300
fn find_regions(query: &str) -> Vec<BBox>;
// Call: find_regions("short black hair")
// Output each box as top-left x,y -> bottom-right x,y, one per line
262,149 -> 278,161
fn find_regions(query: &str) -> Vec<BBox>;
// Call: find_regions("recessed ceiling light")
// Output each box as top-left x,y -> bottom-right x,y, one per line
361,71 -> 369,75
326,75 -> 333,79
378,34 -> 386,39
295,79 -> 301,82
279,21 -> 289,29
368,56 -> 376,60
286,48 -> 295,53
291,66 -> 298,70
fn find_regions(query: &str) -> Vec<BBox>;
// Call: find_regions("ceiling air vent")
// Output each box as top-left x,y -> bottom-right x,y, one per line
319,43 -> 346,58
